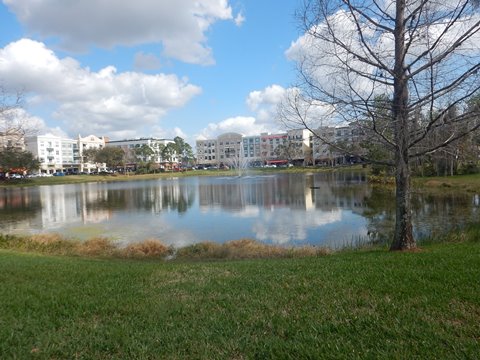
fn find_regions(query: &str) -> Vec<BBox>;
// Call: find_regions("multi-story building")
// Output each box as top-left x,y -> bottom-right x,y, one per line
195,125 -> 365,168
25,134 -> 106,174
25,134 -> 69,174
312,126 -> 336,165
286,128 -> 314,165
242,135 -> 262,166
260,132 -> 289,165
196,139 -> 217,167
0,131 -> 25,150
217,132 -> 243,167
106,138 -> 177,170
311,125 -> 363,166
77,135 -> 107,173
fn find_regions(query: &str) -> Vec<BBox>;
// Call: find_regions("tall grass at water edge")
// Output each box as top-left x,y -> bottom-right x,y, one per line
0,234 -> 330,260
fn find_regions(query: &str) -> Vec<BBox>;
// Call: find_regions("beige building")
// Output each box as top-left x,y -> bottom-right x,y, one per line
286,128 -> 314,165
0,131 -> 25,150
196,139 -> 218,167
217,132 -> 243,167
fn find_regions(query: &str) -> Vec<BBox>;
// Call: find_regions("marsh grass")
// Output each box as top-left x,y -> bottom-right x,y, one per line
0,234 -> 329,261
175,239 -> 330,260
123,239 -> 173,258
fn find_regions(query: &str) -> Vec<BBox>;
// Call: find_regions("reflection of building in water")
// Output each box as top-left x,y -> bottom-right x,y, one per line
198,173 -> 371,213
38,185 -> 112,229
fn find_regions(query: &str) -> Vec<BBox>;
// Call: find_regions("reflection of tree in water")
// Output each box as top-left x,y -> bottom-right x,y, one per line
363,187 -> 480,245
0,188 -> 42,224
84,182 -> 195,215
363,187 -> 396,245
410,191 -> 480,238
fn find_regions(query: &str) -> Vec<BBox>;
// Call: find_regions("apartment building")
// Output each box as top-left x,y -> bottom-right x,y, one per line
25,134 -> 106,174
196,139 -> 217,167
0,131 -> 25,150
260,132 -> 289,165
106,137 -> 177,169
217,132 -> 243,166
196,125 -> 361,168
78,135 -> 107,172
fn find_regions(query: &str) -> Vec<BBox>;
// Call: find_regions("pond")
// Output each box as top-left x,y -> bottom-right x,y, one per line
1,171 -> 479,249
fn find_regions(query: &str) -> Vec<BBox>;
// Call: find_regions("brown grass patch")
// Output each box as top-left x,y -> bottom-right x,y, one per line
1,234 -> 330,261
122,239 -> 172,258
77,237 -> 116,256
20,233 -> 76,254
176,239 -> 330,260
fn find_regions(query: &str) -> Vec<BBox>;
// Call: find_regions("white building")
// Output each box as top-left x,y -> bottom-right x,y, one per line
106,138 -> 177,169
25,134 -> 106,174
25,134 -> 69,174
286,128 -> 314,165
78,135 -> 107,173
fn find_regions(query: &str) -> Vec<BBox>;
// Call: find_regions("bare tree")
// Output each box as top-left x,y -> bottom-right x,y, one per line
0,87 -> 38,148
283,0 -> 480,250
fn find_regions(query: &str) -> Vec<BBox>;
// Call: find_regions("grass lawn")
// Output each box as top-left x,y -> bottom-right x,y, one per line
1,240 -> 479,359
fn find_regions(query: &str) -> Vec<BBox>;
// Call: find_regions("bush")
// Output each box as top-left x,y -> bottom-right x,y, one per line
123,239 -> 172,258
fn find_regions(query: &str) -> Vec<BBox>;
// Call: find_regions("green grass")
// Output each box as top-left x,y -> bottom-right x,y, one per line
1,239 -> 479,358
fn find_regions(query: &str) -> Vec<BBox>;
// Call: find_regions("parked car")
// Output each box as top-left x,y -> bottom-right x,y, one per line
53,172 -> 65,176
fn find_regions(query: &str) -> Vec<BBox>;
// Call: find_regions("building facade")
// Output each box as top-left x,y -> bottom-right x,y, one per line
78,135 -> 107,172
195,126 -> 361,168
217,132 -> 243,167
196,139 -> 218,167
25,134 -> 106,174
0,131 -> 25,150
106,138 -> 177,170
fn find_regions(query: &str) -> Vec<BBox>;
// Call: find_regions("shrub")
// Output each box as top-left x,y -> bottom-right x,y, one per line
77,237 -> 116,256
122,239 -> 172,258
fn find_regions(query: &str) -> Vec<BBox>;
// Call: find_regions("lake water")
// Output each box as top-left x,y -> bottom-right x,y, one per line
1,171 -> 479,249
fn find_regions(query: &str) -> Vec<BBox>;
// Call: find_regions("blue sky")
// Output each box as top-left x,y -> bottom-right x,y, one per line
0,0 -> 301,143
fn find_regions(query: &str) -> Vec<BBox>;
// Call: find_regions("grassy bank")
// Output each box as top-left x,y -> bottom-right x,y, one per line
0,165 -> 365,188
1,234 -> 479,358
413,172 -> 480,193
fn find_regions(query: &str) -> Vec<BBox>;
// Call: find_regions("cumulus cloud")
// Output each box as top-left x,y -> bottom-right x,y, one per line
196,116 -> 267,140
252,209 -> 343,245
3,0 -> 237,65
133,52 -> 161,71
234,12 -> 246,26
196,85 -> 291,140
246,84 -> 287,123
0,39 -> 202,139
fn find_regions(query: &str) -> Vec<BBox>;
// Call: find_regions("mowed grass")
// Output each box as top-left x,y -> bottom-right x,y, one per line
1,239 -> 479,358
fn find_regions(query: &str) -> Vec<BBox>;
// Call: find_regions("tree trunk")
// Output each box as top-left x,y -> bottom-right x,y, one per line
390,150 -> 415,250
390,0 -> 416,251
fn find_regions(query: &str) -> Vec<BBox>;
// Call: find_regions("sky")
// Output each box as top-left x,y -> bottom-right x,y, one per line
0,0 -> 303,144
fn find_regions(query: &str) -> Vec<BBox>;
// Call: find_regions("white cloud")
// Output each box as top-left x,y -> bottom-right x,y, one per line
196,84 -> 291,139
246,84 -> 286,112
234,12 -> 246,26
0,39 -> 202,139
134,52 -> 161,71
197,116 -> 266,139
3,0 -> 237,65
252,209 -> 342,245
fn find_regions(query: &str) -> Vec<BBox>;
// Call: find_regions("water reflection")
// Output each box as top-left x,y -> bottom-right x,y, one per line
0,172 -> 478,248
